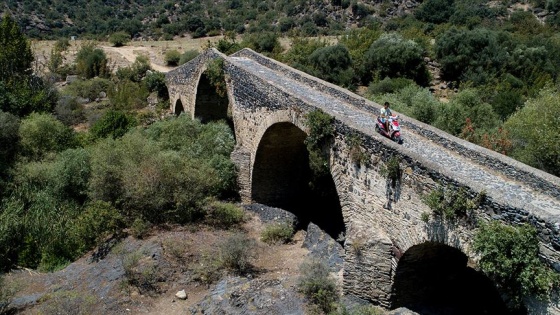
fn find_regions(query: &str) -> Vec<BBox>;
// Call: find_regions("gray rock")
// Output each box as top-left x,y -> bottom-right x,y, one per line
388,307 -> 420,315
189,276 -> 305,315
302,223 -> 344,272
243,203 -> 298,226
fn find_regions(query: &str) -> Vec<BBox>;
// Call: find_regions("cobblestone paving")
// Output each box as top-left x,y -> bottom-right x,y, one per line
230,57 -> 560,221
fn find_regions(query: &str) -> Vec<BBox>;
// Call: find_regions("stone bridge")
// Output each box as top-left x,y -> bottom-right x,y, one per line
166,48 -> 560,313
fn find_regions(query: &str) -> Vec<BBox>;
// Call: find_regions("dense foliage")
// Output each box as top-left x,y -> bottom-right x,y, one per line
0,14 -> 57,116
474,222 -> 559,309
0,115 -> 237,271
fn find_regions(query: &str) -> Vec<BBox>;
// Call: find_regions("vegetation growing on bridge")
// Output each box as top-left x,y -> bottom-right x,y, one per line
206,58 -> 227,98
421,184 -> 559,310
422,186 -> 484,224
304,109 -> 335,183
347,133 -> 370,167
379,156 -> 402,189
473,221 -> 560,311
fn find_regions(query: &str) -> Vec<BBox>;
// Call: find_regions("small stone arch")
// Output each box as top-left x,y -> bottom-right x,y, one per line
251,121 -> 345,239
391,241 -> 509,315
194,72 -> 229,123
174,99 -> 185,116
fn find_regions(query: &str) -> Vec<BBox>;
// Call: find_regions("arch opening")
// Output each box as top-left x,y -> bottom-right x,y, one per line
391,242 -> 511,315
194,72 -> 230,125
175,99 -> 184,116
251,122 -> 345,240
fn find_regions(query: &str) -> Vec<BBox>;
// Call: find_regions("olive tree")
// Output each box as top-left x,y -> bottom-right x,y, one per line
364,33 -> 430,86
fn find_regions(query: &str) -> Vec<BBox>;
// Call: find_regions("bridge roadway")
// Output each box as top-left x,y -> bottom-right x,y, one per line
229,56 -> 560,224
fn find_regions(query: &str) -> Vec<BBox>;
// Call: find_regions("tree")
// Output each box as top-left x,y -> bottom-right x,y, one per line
415,0 -> 456,23
18,113 -> 77,161
504,86 -> 560,176
75,43 -> 110,79
109,31 -> 130,47
364,33 -> 430,86
90,110 -> 137,140
0,14 -> 57,116
164,49 -> 181,66
474,221 -> 559,310
0,14 -> 34,81
435,27 -> 508,84
308,44 -> 354,88
0,110 -> 20,196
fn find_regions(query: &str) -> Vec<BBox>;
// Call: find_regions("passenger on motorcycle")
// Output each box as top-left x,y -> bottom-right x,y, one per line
380,101 -> 392,132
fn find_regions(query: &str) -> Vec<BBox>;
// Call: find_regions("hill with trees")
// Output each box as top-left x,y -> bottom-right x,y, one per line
2,0 -> 560,310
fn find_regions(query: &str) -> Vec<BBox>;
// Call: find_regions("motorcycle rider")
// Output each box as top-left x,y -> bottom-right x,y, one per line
380,101 -> 392,132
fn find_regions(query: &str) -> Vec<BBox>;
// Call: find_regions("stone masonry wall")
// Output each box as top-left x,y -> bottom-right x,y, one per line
223,58 -> 480,307
231,48 -> 560,200
169,49 -> 560,312
165,48 -> 226,117
230,47 -> 560,272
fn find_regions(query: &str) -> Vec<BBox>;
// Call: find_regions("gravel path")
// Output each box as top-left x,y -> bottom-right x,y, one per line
230,57 -> 560,221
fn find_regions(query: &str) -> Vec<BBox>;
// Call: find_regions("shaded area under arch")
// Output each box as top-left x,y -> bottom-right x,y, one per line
391,242 -> 511,315
194,73 -> 229,124
251,122 -> 345,240
174,99 -> 184,116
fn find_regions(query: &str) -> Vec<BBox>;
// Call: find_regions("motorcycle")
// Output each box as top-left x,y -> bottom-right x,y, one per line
375,115 -> 403,144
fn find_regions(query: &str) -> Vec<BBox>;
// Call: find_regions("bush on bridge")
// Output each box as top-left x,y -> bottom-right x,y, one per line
473,221 -> 560,310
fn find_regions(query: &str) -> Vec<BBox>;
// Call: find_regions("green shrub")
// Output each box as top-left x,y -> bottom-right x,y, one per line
504,86 -> 560,176
122,249 -> 159,293
364,33 -> 430,86
205,58 -> 227,97
108,80 -> 149,109
205,201 -> 245,228
423,186 -> 483,223
261,222 -> 294,244
37,290 -> 98,315
474,221 -> 560,310
379,156 -> 401,188
54,95 -> 85,126
72,201 -> 123,252
18,113 -> 77,161
368,77 -> 415,95
179,49 -> 200,65
130,218 -> 151,239
305,109 -> 335,153
115,56 -> 151,83
346,133 -> 370,166
297,259 -> 338,313
63,77 -> 112,100
109,31 -> 130,47
164,49 -> 181,66
0,274 -> 16,314
218,233 -> 257,273
308,44 -> 354,88
75,42 -> 110,79
90,110 -> 137,140
144,71 -> 169,99
0,111 -> 20,181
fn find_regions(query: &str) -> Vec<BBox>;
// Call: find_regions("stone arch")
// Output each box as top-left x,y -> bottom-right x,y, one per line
174,98 -> 185,116
391,241 -> 509,315
194,72 -> 229,124
251,121 -> 345,239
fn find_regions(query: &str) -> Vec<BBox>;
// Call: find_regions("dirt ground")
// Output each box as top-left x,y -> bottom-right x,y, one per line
3,211 -> 312,314
31,36 -> 227,75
